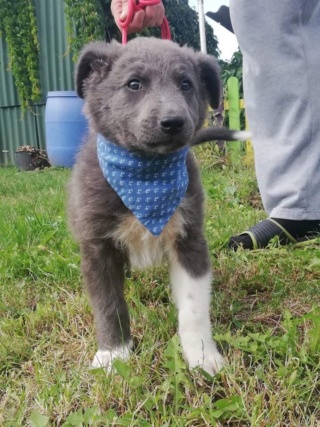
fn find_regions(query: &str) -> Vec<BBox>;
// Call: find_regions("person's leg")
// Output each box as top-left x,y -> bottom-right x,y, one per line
229,0 -> 320,249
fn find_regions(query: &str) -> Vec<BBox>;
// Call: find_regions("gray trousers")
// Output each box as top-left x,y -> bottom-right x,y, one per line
229,0 -> 320,220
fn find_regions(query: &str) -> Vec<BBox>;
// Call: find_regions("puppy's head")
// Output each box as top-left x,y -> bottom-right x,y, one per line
76,38 -> 221,154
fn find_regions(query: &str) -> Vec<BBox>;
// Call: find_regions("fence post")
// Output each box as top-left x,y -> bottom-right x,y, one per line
243,115 -> 253,167
227,76 -> 242,164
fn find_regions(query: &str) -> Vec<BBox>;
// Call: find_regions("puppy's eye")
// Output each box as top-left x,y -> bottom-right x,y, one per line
180,79 -> 192,91
127,79 -> 142,91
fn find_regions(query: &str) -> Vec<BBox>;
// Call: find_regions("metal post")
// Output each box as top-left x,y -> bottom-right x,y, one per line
198,0 -> 207,54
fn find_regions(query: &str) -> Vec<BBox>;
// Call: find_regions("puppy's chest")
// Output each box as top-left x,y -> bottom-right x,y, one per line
108,209 -> 187,270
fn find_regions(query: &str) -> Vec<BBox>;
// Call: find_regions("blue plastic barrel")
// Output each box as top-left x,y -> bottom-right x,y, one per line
45,91 -> 88,168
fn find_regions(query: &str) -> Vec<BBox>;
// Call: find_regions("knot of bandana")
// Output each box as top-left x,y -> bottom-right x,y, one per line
97,134 -> 189,236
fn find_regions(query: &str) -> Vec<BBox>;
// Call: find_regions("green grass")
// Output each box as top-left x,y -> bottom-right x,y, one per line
0,161 -> 319,427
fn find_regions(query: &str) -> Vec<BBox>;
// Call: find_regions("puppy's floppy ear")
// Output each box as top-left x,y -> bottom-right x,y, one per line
75,40 -> 122,98
197,54 -> 221,109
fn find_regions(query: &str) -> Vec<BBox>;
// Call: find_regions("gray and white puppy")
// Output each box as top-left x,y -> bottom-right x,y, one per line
68,37 -> 243,375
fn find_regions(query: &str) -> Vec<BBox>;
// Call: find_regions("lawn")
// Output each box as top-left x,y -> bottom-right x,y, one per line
0,154 -> 319,426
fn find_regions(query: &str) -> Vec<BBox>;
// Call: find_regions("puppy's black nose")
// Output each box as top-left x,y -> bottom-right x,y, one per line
160,116 -> 185,135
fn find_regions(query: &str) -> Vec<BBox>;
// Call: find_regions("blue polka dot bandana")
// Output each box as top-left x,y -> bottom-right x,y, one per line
97,134 -> 189,236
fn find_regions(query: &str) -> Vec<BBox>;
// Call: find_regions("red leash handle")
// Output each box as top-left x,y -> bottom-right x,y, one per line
118,0 -> 171,44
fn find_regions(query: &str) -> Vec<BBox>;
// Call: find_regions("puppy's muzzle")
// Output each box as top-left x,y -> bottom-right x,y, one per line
160,116 -> 185,136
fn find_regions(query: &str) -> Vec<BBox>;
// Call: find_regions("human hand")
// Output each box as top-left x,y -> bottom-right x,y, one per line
111,0 -> 165,34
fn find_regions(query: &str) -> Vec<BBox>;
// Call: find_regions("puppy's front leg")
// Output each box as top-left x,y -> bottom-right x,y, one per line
80,240 -> 132,370
169,237 -> 225,375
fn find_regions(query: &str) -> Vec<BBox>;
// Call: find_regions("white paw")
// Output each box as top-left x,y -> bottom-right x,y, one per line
183,339 -> 225,376
91,341 -> 132,371
169,263 -> 224,376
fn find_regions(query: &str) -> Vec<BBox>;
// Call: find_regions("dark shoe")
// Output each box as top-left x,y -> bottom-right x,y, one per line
229,218 -> 298,250
229,218 -> 320,251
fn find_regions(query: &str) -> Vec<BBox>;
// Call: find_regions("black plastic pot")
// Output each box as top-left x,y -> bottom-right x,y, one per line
15,151 -> 37,171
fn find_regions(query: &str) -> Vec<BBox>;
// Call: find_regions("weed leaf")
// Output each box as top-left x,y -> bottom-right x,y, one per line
29,411 -> 49,427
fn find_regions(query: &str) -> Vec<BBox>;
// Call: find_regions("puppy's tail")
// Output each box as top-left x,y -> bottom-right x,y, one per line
191,127 -> 251,147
